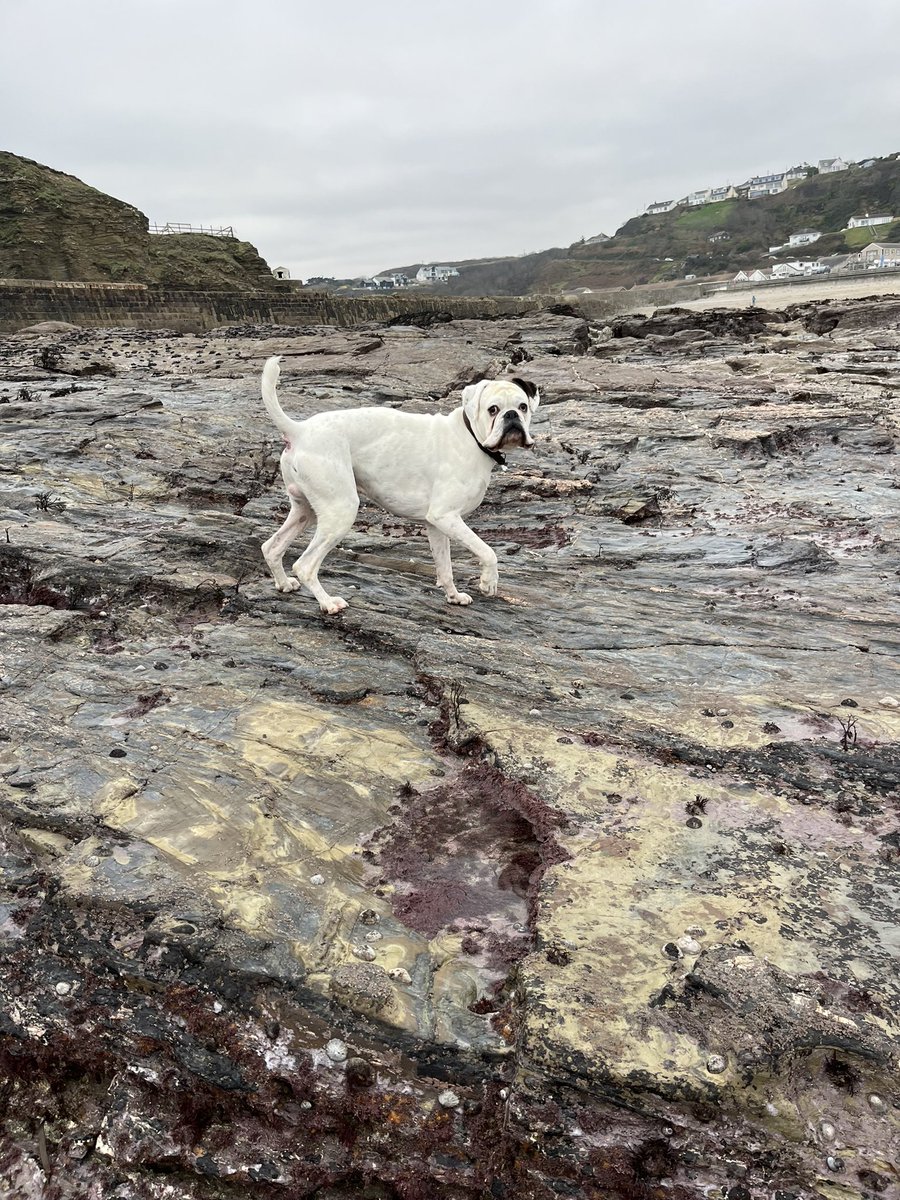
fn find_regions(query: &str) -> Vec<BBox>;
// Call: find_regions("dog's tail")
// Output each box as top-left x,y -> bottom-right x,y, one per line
261,356 -> 297,438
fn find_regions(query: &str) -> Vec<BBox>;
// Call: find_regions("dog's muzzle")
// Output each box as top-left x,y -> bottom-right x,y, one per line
498,412 -> 532,449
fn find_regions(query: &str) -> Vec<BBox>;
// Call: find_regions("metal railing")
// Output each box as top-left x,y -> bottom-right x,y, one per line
148,222 -> 235,238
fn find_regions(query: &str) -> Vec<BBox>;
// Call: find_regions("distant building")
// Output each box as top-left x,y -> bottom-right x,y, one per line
788,229 -> 821,247
771,260 -> 827,278
584,232 -> 611,243
372,272 -> 411,288
746,173 -> 788,199
685,188 -> 712,207
784,164 -> 810,182
858,158 -> 877,169
272,266 -> 290,280
415,264 -> 459,283
852,242 -> 900,267
709,185 -> 737,203
846,213 -> 895,229
708,231 -> 731,243
684,273 -> 697,281
646,200 -> 676,215
818,157 -> 848,174
733,269 -> 768,282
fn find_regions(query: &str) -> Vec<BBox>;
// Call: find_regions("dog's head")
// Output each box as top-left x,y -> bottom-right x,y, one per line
462,377 -> 540,450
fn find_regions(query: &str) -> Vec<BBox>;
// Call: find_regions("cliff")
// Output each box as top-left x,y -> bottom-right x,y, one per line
0,152 -> 276,289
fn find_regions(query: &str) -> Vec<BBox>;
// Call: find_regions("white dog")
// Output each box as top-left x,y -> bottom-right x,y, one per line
259,356 -> 539,613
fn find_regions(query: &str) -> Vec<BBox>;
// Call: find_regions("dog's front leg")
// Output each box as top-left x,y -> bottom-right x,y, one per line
426,523 -> 472,605
426,512 -> 498,598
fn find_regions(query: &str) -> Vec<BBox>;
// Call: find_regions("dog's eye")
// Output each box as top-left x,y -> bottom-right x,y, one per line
519,403 -> 528,412
488,405 -> 499,416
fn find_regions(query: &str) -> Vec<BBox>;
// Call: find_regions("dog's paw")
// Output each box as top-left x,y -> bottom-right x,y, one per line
276,578 -> 301,593
478,574 -> 498,597
320,596 -> 348,615
447,591 -> 473,606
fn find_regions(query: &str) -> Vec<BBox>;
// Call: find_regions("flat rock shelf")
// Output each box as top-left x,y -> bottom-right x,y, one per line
0,299 -> 898,1199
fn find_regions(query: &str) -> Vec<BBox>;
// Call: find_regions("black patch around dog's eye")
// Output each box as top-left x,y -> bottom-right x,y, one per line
510,377 -> 538,400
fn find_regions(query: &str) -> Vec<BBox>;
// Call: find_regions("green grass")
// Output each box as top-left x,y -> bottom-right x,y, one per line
674,200 -> 737,231
843,222 -> 895,248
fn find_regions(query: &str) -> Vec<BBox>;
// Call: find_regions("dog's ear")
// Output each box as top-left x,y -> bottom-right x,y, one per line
511,377 -> 540,410
462,379 -> 490,423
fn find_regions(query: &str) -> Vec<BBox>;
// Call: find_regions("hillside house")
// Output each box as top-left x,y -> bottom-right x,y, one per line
415,265 -> 459,283
746,173 -> 788,199
733,269 -> 768,283
271,266 -> 290,280
819,157 -> 848,174
852,242 -> 900,267
784,164 -> 810,182
788,229 -> 821,247
584,232 -> 610,243
685,189 -> 713,207
709,185 -> 737,203
645,201 -> 676,215
708,231 -> 730,244
846,213 -> 895,229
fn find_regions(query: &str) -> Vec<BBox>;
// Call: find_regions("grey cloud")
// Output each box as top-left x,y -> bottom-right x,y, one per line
2,0 -> 899,278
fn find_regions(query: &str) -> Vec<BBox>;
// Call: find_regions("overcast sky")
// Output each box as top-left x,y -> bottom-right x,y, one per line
3,0 -> 899,279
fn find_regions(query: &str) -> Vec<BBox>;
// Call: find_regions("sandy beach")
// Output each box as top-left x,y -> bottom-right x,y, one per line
681,271 -> 900,310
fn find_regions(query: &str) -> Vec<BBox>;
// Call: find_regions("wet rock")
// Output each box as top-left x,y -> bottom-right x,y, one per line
330,962 -> 394,1016
0,302 -> 898,1198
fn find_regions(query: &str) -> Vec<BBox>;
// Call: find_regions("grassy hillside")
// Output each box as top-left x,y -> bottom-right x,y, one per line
389,154 -> 900,295
0,152 -> 277,289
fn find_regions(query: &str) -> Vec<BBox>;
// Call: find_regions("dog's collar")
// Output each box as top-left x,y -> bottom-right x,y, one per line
463,411 -> 506,467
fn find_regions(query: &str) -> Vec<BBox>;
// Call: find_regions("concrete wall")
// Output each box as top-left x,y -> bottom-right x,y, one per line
0,279 -> 555,333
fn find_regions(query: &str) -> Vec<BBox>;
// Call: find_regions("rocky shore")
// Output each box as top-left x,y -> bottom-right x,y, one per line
0,299 -> 897,1198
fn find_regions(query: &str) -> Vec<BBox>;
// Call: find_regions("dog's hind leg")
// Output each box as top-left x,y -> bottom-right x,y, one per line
426,522 -> 472,606
291,495 -> 359,614
262,493 -> 312,592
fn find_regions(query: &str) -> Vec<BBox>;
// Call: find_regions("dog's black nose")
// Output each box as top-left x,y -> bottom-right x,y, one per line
503,410 -> 520,421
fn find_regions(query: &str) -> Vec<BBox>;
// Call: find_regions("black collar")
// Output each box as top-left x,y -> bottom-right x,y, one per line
463,411 -> 506,467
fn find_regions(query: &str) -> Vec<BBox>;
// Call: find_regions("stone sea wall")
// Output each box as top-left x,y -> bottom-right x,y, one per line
0,279 -> 561,333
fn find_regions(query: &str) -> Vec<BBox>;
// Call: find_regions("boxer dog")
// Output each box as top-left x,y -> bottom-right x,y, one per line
259,356 -> 539,613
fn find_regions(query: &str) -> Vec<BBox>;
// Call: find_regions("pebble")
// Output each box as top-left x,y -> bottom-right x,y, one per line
879,695 -> 898,708
706,1054 -> 727,1074
359,908 -> 380,925
676,936 -> 702,955
528,708 -> 541,717
300,1100 -> 312,1110
363,930 -> 383,942
309,874 -> 325,886
84,855 -> 101,867
325,1038 -> 348,1062
662,942 -> 682,959
818,1120 -> 836,1142
438,1089 -> 460,1108
352,944 -> 376,961
55,981 -> 71,996
867,1093 -> 886,1113
388,967 -> 412,984
825,1156 -> 844,1173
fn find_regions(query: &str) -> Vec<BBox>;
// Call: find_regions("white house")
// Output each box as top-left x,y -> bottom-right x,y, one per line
746,173 -> 788,199
788,229 -> 822,247
852,242 -> 900,268
846,213 -> 895,229
708,231 -> 730,244
646,200 -> 676,215
584,232 -> 610,243
272,266 -> 290,280
415,264 -> 460,283
771,260 -> 827,278
733,269 -> 768,283
685,188 -> 712,207
784,164 -> 810,182
819,157 -> 848,174
709,185 -> 737,203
